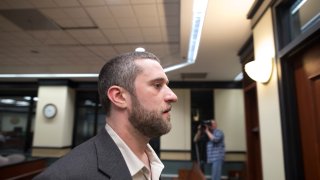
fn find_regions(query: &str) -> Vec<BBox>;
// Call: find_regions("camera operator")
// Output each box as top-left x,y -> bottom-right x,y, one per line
193,119 -> 225,180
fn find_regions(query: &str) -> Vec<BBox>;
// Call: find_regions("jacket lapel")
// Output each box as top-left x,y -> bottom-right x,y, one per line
94,129 -> 131,179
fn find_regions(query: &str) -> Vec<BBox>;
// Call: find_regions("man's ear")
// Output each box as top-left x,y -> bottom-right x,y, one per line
107,86 -> 128,109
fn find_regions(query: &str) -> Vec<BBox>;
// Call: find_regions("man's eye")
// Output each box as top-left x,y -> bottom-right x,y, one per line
154,83 -> 162,89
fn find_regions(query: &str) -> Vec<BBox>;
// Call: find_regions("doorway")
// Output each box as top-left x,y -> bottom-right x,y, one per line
292,40 -> 320,180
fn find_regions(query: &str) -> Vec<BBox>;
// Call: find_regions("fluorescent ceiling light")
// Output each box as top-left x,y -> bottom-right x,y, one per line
0,74 -> 98,78
164,0 -> 208,73
234,72 -> 243,81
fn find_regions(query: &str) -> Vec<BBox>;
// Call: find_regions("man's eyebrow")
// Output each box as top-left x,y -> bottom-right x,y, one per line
150,77 -> 169,84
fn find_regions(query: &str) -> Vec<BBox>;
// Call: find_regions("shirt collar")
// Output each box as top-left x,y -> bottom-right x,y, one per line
105,124 -> 164,179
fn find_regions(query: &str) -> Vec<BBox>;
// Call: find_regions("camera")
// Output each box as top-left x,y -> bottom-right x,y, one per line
200,120 -> 211,130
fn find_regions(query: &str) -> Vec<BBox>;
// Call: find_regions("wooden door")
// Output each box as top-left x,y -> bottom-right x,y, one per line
244,83 -> 263,180
293,41 -> 320,180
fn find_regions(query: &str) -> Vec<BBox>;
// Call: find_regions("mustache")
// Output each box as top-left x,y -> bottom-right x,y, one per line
162,105 -> 172,113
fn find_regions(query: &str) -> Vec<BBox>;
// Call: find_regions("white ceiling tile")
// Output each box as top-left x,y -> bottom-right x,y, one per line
92,38 -> 109,44
144,44 -> 167,55
23,39 -> 42,46
5,0 -> 34,9
78,0 -> 106,6
68,46 -> 91,54
104,0 -> 130,5
130,0 -> 156,4
63,7 -> 88,18
137,17 -> 160,27
54,18 -> 78,27
12,32 -> 33,40
157,2 -> 179,17
133,4 -> 158,17
67,29 -> 109,45
44,38 -> 58,45
0,33 -> 14,41
29,0 -> 58,8
0,1 -> 10,9
83,29 -> 105,38
159,16 -> 179,26
85,6 -> 113,18
72,47 -> 96,57
114,45 -> 137,53
102,29 -> 126,44
143,35 -> 162,42
93,18 -> 118,29
56,38 -> 78,45
87,46 -> 117,58
162,26 -> 179,36
77,38 -> 93,44
73,18 -> 95,27
28,31 -> 48,40
40,8 -> 67,19
121,28 -> 142,37
116,18 -> 139,28
67,30 -> 85,38
0,15 -> 22,31
109,5 -> 135,18
53,0 -> 80,7
47,30 -> 73,39
141,28 -> 161,37
122,28 -> 143,43
156,0 -> 179,3
160,27 -> 176,42
164,34 -> 179,42
142,27 -> 162,42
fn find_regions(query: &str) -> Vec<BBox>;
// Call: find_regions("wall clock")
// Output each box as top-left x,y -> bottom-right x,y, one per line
43,103 -> 57,119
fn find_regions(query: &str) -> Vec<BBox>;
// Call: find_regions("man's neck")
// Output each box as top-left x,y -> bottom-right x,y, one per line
107,116 -> 150,160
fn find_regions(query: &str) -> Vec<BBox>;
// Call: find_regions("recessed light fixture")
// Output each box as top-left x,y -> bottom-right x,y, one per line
135,47 -> 145,52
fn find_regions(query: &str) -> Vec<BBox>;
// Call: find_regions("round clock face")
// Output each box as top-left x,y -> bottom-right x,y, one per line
43,104 -> 57,119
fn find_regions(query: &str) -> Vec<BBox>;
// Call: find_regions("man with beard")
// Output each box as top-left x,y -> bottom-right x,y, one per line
34,51 -> 178,180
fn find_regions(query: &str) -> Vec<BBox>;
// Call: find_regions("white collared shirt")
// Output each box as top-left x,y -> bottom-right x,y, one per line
106,124 -> 164,180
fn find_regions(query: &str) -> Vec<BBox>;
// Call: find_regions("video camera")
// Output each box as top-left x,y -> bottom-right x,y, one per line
200,120 -> 211,130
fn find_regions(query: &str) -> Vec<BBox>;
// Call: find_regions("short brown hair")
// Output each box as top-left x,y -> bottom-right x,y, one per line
98,51 -> 160,116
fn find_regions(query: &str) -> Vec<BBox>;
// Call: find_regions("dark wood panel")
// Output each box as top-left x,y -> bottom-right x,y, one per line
244,85 -> 263,180
294,42 -> 320,180
0,158 -> 46,179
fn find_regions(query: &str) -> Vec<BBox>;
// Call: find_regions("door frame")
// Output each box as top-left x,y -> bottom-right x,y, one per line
277,22 -> 320,180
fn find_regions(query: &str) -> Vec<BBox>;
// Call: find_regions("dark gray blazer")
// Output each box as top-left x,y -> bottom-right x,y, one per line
34,129 -> 131,180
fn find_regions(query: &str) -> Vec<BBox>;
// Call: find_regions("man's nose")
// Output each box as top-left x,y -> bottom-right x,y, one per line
165,87 -> 178,103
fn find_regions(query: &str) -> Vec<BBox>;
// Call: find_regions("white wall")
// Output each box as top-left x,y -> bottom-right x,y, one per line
161,88 -> 246,153
214,89 -> 246,151
253,8 -> 285,180
161,89 -> 191,150
33,86 -> 75,147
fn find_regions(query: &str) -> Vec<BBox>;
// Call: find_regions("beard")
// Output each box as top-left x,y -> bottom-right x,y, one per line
128,95 -> 172,139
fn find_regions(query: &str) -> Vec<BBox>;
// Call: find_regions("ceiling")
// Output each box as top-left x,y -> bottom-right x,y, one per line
0,0 -> 254,82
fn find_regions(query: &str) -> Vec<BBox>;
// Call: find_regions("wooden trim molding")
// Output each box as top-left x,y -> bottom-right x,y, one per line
32,147 -> 71,158
247,0 -> 264,19
247,0 -> 275,29
38,79 -> 76,87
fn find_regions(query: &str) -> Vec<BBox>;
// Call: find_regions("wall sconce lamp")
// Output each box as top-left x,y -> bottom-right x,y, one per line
244,58 -> 274,83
